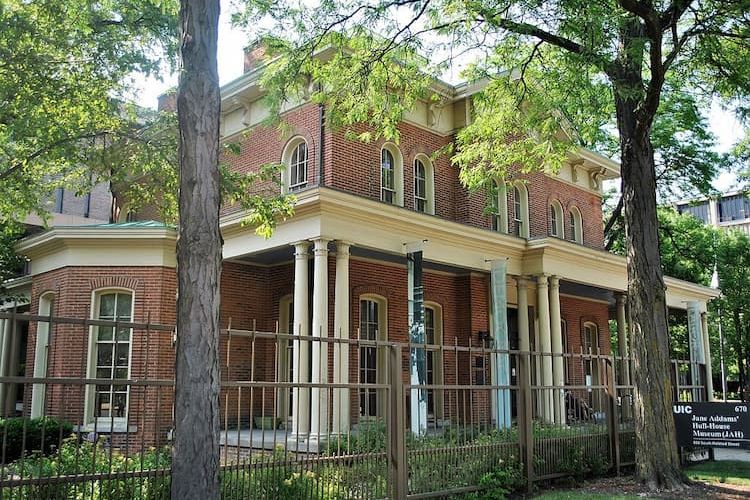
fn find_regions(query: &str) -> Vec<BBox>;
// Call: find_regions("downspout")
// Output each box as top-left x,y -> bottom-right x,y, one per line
317,83 -> 325,187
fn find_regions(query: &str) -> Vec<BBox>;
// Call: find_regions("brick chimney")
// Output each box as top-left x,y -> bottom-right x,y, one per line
157,89 -> 177,112
243,40 -> 267,73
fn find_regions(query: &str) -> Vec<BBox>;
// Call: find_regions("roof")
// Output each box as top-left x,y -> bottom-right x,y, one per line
54,220 -> 174,230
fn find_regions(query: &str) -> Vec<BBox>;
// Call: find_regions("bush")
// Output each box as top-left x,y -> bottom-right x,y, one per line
323,420 -> 387,455
0,417 -> 73,462
4,437 -> 171,499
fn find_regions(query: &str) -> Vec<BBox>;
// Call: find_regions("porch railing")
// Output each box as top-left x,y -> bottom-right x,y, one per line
0,310 -> 710,499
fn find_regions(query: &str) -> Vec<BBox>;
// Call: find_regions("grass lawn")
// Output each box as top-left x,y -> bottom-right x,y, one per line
684,459 -> 750,486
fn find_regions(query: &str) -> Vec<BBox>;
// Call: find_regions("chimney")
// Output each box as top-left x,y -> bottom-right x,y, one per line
157,89 -> 177,112
243,40 -> 267,73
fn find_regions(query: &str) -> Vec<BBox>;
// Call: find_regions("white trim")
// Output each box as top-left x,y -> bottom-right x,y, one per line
30,292 -> 54,418
282,137 -> 309,194
550,200 -> 564,239
85,287 -> 135,428
380,143 -> 404,207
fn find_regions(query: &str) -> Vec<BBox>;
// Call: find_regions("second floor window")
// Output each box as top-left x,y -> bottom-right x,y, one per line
289,141 -> 308,191
381,149 -> 396,204
550,201 -> 564,238
414,159 -> 427,212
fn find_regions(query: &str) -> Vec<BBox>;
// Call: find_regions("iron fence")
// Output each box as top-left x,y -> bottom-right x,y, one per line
0,310 -> 710,498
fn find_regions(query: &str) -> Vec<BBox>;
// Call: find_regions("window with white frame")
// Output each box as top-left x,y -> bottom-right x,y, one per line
380,144 -> 404,206
512,183 -> 529,238
359,296 -> 387,418
287,140 -> 308,192
569,207 -> 583,244
381,149 -> 396,204
424,304 -> 444,419
89,291 -> 133,423
31,292 -> 54,418
413,155 -> 435,214
414,158 -> 427,212
490,180 -> 509,233
550,201 -> 564,238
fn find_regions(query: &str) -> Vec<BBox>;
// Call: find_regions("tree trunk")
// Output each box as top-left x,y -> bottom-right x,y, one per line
616,93 -> 684,489
172,0 -> 222,498
733,309 -> 745,401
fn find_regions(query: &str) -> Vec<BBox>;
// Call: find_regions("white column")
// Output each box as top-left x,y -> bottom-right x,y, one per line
516,277 -> 530,352
310,237 -> 330,438
332,241 -> 351,434
537,275 -> 553,423
549,276 -> 564,425
701,312 -> 715,401
291,241 -> 310,437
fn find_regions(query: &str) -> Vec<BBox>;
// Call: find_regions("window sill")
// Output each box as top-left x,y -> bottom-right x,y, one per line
75,423 -> 138,434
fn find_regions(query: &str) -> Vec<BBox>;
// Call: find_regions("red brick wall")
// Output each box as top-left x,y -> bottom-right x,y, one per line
26,266 -> 177,448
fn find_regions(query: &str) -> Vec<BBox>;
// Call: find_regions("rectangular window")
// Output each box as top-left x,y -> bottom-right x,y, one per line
289,142 -> 308,191
678,202 -> 710,223
414,160 -> 427,212
360,300 -> 379,417
92,292 -> 132,423
719,195 -> 750,222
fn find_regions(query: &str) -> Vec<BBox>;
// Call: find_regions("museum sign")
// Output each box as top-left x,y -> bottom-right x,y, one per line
673,402 -> 750,449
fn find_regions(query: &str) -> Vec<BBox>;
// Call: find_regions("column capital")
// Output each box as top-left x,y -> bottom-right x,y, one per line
536,274 -> 549,286
515,275 -> 530,288
548,275 -> 560,288
292,241 -> 310,257
335,240 -> 352,256
310,237 -> 332,254
616,293 -> 627,306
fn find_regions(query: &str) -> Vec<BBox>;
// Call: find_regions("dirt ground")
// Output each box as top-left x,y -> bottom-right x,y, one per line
538,475 -> 750,499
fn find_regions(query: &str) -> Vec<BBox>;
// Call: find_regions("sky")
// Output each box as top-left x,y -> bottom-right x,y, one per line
132,3 -> 746,194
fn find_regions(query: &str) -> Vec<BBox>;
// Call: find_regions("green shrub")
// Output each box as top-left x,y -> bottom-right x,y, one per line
323,420 -> 387,455
3,437 -> 171,499
0,417 -> 73,462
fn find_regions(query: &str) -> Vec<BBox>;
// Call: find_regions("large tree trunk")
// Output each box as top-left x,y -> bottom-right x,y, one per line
172,0 -> 222,498
616,93 -> 684,489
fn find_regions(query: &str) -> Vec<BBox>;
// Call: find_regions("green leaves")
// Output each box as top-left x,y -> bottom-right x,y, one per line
0,0 -> 179,227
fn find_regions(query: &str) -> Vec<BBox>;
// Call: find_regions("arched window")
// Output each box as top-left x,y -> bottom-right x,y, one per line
282,137 -> 308,193
413,155 -> 435,214
569,207 -> 583,244
550,201 -> 564,238
381,144 -> 404,206
359,295 -> 388,418
87,289 -> 133,426
31,292 -> 54,418
490,180 -> 509,233
512,182 -> 530,238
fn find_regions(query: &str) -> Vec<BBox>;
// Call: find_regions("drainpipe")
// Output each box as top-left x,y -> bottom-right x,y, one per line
317,83 -> 325,187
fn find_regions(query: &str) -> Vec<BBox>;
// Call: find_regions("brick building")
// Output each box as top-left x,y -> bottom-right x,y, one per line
4,46 -> 719,446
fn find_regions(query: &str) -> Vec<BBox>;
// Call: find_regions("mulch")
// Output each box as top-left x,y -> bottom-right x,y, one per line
531,474 -> 750,499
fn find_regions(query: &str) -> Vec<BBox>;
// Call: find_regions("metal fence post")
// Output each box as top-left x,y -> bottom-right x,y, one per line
389,344 -> 407,500
517,350 -> 534,492
606,357 -> 621,474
